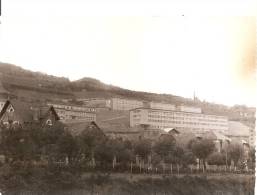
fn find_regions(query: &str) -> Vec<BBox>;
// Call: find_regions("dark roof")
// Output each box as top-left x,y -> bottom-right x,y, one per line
163,128 -> 180,134
39,106 -> 60,120
65,121 -> 102,136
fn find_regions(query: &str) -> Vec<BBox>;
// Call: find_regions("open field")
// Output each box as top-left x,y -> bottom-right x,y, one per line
2,173 -> 254,195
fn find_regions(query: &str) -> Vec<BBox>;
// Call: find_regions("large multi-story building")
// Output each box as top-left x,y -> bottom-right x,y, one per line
47,103 -> 96,123
130,107 -> 228,135
111,98 -> 144,111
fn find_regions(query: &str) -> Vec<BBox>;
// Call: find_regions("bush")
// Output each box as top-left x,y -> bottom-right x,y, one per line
207,152 -> 226,166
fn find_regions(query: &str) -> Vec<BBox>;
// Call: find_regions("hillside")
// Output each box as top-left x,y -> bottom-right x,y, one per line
0,62 -> 255,126
0,62 -> 196,105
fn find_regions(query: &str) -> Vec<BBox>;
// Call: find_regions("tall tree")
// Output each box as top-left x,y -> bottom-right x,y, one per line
0,125 -> 38,163
133,139 -> 152,172
153,135 -> 176,173
77,125 -> 107,167
188,138 -> 215,170
227,143 -> 244,168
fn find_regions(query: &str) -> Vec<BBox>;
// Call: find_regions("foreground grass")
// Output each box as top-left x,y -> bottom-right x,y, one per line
1,171 -> 255,195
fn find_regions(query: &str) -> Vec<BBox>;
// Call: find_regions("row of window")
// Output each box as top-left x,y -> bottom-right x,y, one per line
147,119 -> 227,127
60,116 -> 95,121
50,104 -> 96,112
57,110 -> 96,117
147,110 -> 226,120
147,114 -> 227,124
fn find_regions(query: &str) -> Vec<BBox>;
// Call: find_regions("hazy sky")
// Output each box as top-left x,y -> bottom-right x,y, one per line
0,0 -> 256,106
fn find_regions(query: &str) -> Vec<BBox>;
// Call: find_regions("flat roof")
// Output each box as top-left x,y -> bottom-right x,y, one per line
130,107 -> 228,118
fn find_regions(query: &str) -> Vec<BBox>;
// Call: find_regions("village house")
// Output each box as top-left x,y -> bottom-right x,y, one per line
0,100 -> 60,127
64,120 -> 104,136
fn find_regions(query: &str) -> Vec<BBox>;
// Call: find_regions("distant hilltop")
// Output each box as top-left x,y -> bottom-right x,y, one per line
0,62 -> 255,127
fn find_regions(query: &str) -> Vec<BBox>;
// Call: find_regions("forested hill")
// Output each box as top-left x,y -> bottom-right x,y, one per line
0,62 -> 194,104
0,62 -> 255,125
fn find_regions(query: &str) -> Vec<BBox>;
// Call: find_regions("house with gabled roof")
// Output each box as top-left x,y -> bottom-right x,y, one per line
65,121 -> 105,136
0,100 -> 60,127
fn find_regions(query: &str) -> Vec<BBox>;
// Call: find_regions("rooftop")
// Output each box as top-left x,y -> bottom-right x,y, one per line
227,121 -> 251,137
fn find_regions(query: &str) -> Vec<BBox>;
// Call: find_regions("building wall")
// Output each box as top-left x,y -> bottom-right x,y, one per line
48,103 -> 96,122
130,108 -> 228,134
47,103 -> 96,113
54,108 -> 96,122
249,127 -> 255,146
111,98 -> 144,111
41,109 -> 59,126
0,104 -> 23,124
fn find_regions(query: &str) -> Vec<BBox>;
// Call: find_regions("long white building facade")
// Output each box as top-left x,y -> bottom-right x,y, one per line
130,107 -> 228,134
47,103 -> 96,123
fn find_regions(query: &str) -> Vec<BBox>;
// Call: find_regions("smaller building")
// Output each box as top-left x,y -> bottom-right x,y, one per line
0,100 -> 60,127
47,102 -> 96,123
227,121 -> 251,145
65,121 -> 104,136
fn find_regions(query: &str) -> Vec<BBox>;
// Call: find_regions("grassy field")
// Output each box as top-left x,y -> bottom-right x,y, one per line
67,173 -> 256,195
3,173 -> 254,195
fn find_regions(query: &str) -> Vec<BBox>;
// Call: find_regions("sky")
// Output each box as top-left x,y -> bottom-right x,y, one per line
0,0 -> 256,107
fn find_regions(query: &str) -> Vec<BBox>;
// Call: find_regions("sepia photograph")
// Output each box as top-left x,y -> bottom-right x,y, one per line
0,0 -> 256,194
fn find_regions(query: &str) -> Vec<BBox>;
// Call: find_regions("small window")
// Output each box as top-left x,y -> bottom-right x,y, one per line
8,106 -> 14,112
46,119 -> 52,126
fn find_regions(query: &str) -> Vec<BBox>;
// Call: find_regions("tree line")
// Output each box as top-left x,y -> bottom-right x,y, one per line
0,122 -> 255,192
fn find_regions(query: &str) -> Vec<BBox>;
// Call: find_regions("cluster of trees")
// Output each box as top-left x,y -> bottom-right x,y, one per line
0,123 -> 254,174
0,122 -> 255,193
